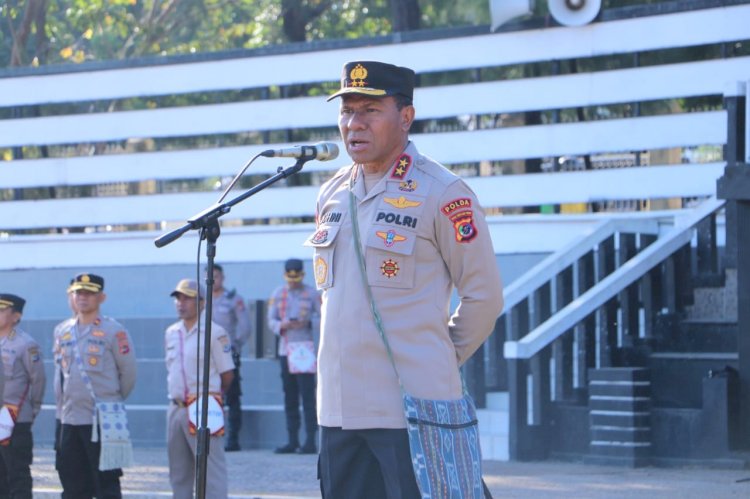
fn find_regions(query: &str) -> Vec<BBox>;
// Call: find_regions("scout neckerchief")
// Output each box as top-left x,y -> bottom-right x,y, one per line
279,287 -> 288,322
179,320 -> 225,436
68,319 -> 104,439
279,286 -> 312,323
278,287 -> 289,353
177,319 -> 191,404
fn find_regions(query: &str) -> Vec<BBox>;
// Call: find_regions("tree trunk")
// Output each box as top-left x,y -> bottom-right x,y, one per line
281,0 -> 333,43
389,0 -> 421,31
9,0 -> 49,67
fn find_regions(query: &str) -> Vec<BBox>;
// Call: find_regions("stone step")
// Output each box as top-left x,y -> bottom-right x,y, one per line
485,391 -> 508,411
477,393 -> 509,462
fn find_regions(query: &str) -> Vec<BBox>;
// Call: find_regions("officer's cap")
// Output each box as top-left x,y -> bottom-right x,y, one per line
0,293 -> 25,313
171,279 -> 205,299
69,273 -> 104,293
284,258 -> 304,282
327,61 -> 416,102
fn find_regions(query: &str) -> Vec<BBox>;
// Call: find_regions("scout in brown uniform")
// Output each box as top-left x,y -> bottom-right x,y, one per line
208,264 -> 250,451
308,61 -> 504,497
53,274 -> 137,499
165,279 -> 235,499
0,293 -> 46,499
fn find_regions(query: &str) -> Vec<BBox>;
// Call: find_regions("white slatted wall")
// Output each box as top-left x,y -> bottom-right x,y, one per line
1,3 -> 748,269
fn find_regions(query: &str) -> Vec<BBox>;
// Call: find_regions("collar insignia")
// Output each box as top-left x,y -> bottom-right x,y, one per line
390,154 -> 412,180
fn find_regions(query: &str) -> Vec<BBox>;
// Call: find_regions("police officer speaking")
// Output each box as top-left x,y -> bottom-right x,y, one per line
0,293 -> 46,498
309,61 -> 504,497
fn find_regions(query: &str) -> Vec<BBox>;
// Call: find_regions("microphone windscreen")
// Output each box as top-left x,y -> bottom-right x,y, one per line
318,142 -> 339,161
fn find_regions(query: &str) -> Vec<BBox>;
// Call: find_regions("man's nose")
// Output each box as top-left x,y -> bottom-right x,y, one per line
345,110 -> 367,129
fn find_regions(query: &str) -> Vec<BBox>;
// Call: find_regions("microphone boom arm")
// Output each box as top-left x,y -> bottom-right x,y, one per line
154,158 -> 306,248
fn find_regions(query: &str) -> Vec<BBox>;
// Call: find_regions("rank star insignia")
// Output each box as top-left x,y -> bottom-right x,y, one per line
384,196 -> 421,209
389,154 -> 412,179
376,230 -> 407,247
381,259 -> 400,278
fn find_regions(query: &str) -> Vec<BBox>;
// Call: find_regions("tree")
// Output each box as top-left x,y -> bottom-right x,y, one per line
4,0 -> 49,67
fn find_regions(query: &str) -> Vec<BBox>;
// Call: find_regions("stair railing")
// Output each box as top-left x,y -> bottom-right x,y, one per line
494,196 -> 725,460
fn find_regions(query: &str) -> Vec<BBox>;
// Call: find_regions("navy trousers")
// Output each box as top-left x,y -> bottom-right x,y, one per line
318,426 -> 421,499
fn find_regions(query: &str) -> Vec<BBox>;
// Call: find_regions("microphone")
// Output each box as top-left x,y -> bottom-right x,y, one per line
260,142 -> 339,161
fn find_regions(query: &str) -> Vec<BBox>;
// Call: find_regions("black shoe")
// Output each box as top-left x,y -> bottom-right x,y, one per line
274,443 -> 299,454
225,442 -> 241,452
296,442 -> 317,454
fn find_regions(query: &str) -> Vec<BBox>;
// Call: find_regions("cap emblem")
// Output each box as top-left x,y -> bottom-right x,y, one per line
349,64 -> 368,87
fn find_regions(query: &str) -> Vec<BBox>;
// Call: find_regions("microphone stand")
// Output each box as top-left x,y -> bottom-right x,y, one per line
154,158 -> 307,499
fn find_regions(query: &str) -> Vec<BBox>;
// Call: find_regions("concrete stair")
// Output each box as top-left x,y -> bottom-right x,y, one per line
477,391 -> 509,461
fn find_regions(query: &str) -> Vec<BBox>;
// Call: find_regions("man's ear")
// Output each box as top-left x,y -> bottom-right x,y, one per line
98,292 -> 108,305
401,105 -> 415,132
13,311 -> 22,325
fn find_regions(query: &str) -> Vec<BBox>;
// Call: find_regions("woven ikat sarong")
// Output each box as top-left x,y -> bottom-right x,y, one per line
403,393 -> 483,499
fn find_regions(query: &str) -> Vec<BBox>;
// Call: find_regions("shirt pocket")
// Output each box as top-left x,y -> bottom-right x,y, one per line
83,339 -> 105,373
303,224 -> 341,290
364,225 -> 417,289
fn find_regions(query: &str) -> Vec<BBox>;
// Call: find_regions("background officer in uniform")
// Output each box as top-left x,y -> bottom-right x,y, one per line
165,279 -> 235,499
267,259 -> 321,454
310,61 -> 503,497
0,293 -> 46,498
53,273 -> 137,499
209,264 -> 250,451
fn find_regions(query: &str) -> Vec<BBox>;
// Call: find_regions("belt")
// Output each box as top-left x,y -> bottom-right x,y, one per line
171,399 -> 187,408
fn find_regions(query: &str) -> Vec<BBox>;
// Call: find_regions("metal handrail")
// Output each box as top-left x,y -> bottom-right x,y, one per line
501,217 -> 664,313
504,196 -> 726,360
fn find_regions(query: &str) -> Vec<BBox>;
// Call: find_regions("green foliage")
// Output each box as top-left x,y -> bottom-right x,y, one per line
1,0 -> 500,67
419,0 -> 489,28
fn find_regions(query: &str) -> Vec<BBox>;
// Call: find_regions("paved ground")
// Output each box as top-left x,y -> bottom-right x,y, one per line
31,446 -> 750,498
